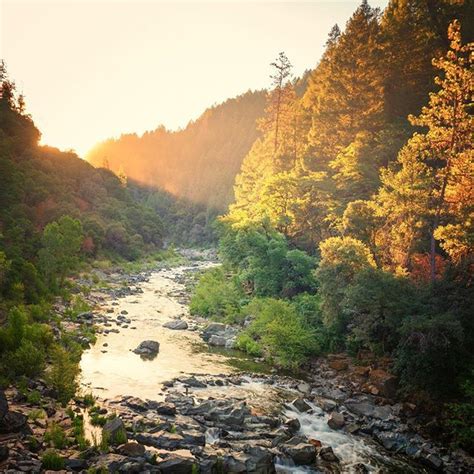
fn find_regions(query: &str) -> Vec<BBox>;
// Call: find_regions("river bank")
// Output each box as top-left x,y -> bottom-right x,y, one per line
1,253 -> 473,473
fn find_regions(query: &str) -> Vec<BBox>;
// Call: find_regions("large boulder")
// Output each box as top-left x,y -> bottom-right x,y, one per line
133,340 -> 159,358
281,439 -> 316,465
202,322 -> 227,341
0,411 -> 29,434
163,319 -> 188,330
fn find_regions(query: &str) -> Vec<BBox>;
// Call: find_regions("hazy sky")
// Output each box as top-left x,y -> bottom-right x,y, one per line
1,0 -> 388,156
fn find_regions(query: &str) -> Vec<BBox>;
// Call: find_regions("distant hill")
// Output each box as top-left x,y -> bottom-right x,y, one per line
86,90 -> 267,210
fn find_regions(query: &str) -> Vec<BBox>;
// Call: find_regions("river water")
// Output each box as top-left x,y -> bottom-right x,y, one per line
79,263 -> 422,473
80,263 -> 233,400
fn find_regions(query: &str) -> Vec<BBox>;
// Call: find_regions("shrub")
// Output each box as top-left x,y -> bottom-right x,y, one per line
235,333 -> 263,357
45,423 -> 68,449
46,345 -> 80,405
239,298 -> 319,368
190,267 -> 243,322
41,450 -> 65,470
6,340 -> 46,377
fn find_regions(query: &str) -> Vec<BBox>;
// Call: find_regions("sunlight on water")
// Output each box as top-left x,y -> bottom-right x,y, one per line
80,264 -> 233,401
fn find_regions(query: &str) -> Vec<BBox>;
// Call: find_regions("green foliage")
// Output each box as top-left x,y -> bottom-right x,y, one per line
41,450 -> 65,471
315,237 -> 375,332
219,224 -> 316,297
45,423 -> 68,449
0,306 -> 53,379
239,298 -> 319,368
190,267 -> 243,322
38,215 -> 83,289
235,333 -> 263,357
343,268 -> 419,354
445,374 -> 474,452
395,313 -> 464,396
46,345 -> 80,405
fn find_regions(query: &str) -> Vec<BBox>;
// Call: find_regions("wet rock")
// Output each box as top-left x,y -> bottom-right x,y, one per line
117,441 -> 146,457
318,446 -> 340,463
293,398 -> 311,413
241,446 -> 275,472
163,319 -> 188,330
374,431 -> 408,451
327,412 -> 345,430
133,340 -> 159,358
102,417 -> 127,445
181,376 -> 207,388
314,396 -> 337,412
208,335 -> 227,346
281,439 -> 316,465
345,397 -> 392,421
284,417 -> 301,434
297,382 -> 311,394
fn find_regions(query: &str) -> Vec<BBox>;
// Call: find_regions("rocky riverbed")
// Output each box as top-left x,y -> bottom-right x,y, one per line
1,254 -> 473,473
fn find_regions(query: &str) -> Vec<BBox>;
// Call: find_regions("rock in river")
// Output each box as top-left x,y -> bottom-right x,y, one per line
163,319 -> 188,330
133,340 -> 160,358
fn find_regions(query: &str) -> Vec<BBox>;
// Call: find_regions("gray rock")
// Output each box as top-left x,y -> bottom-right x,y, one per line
163,319 -> 188,330
208,335 -> 228,346
156,456 -> 196,474
319,446 -> 340,463
156,402 -> 176,416
281,441 -> 316,465
181,376 -> 207,388
327,411 -> 345,430
284,417 -> 301,434
293,398 -> 311,413
133,340 -> 159,358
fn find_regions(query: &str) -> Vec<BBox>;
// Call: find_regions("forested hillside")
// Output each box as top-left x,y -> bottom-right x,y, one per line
191,0 -> 474,451
0,63 -> 164,306
87,90 -> 267,209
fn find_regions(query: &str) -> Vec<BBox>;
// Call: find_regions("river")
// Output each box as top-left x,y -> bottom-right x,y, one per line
79,262 -> 428,473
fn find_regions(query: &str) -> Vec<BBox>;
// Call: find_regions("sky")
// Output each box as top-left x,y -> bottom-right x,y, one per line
1,0 -> 388,156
